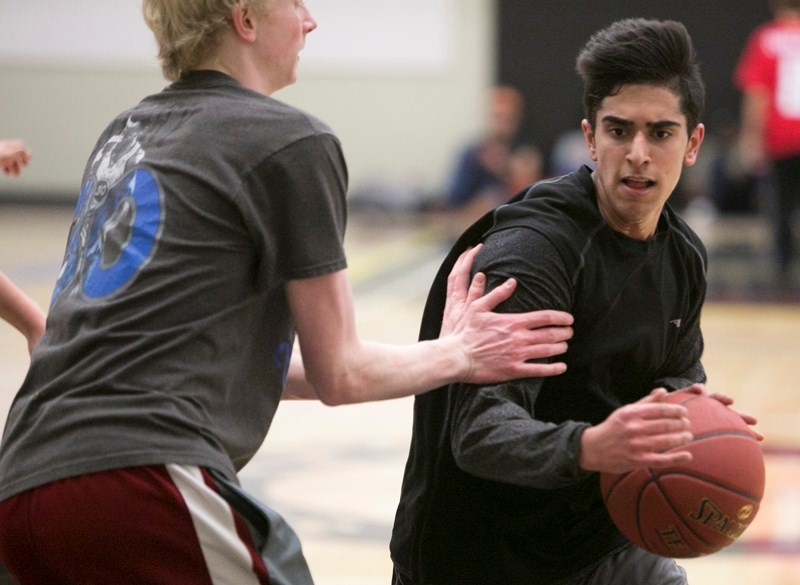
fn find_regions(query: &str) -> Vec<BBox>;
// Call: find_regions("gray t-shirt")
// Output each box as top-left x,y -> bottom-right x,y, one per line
0,71 -> 348,499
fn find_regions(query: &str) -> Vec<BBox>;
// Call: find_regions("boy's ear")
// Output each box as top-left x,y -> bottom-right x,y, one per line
683,123 -> 705,167
581,119 -> 598,162
230,4 -> 258,42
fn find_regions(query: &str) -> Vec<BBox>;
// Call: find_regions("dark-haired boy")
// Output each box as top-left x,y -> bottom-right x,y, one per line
391,18 -> 759,585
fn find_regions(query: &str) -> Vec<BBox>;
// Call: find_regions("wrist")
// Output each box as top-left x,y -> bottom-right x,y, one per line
578,425 -> 599,472
430,334 -> 471,386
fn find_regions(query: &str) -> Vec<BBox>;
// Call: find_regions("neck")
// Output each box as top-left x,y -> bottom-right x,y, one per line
194,34 -> 278,96
592,173 -> 661,241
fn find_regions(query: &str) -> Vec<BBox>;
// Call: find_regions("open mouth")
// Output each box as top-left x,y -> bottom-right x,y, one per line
622,177 -> 655,190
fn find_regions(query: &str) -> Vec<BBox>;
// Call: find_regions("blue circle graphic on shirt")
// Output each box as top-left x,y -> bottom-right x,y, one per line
83,169 -> 162,298
52,168 -> 163,301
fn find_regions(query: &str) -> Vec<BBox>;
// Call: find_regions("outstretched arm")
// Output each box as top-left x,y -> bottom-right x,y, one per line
282,246 -> 573,404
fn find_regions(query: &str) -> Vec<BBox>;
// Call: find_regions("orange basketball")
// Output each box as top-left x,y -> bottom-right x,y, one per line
600,390 -> 765,558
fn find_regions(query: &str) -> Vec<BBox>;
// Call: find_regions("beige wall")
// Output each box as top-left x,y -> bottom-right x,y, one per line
0,0 -> 496,203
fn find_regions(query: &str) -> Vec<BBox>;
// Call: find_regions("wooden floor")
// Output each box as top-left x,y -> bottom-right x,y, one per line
0,204 -> 798,583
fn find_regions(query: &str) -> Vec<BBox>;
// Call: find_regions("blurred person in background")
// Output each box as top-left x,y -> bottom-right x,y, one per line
734,0 -> 800,288
506,144 -> 546,195
439,85 -> 544,236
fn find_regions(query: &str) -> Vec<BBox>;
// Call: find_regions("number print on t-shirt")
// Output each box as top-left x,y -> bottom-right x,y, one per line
777,56 -> 800,119
765,29 -> 800,120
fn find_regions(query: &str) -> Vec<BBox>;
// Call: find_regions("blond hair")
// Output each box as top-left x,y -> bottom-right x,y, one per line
142,0 -> 269,81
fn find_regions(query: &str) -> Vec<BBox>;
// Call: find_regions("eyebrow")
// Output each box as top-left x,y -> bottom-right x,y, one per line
600,115 -> 683,129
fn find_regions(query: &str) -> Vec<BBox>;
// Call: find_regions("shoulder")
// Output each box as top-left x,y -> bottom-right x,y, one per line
229,94 -> 340,155
153,72 -> 342,156
476,169 -> 600,281
488,167 -> 600,240
263,97 -> 336,139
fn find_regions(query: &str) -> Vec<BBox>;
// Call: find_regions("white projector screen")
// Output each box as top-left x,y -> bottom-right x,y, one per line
0,0 -> 455,73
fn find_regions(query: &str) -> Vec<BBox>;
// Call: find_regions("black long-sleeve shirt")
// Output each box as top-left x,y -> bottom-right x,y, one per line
391,167 -> 707,584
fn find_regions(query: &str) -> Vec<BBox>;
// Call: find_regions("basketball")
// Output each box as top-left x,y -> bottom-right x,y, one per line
600,390 -> 765,558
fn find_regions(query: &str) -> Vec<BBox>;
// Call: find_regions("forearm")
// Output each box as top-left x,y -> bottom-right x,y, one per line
450,382 -> 592,489
740,89 -> 768,140
281,340 -> 462,402
288,265 -> 571,406
739,89 -> 769,171
455,418 -> 590,489
0,272 -> 45,349
300,336 -> 467,405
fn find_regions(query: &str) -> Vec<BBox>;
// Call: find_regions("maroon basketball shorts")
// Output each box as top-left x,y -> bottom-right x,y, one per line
0,464 -> 313,585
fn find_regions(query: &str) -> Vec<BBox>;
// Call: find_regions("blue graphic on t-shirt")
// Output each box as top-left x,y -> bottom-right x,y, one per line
52,117 -> 163,304
85,169 -> 161,297
52,168 -> 163,302
275,342 -> 293,387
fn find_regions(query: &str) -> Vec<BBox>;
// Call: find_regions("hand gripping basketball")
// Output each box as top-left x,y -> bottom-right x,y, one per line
600,390 -> 765,558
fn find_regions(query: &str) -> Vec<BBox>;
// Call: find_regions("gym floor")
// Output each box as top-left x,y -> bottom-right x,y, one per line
0,203 -> 798,584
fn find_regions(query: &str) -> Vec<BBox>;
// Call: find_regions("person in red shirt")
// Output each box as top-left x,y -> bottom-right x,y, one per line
734,0 -> 800,286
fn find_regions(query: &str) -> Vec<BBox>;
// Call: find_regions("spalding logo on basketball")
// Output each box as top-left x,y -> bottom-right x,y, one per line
600,390 -> 765,558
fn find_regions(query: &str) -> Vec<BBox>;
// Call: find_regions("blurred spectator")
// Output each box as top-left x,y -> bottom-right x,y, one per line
734,0 -> 800,284
506,145 -> 545,195
440,86 -> 544,235
708,117 -> 760,214
549,127 -> 594,177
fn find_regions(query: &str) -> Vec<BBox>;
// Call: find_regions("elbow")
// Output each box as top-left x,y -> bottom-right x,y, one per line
306,373 -> 360,407
317,389 -> 350,407
451,415 -> 495,478
451,437 -> 489,479
451,447 -> 472,475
